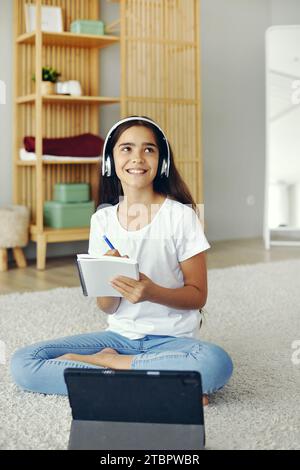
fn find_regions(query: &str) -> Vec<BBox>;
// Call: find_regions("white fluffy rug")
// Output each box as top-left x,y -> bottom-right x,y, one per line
1,259 -> 300,450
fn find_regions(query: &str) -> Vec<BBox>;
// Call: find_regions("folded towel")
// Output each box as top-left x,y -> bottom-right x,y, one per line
24,133 -> 104,157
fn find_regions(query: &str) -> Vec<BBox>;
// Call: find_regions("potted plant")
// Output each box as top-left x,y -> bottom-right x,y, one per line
32,67 -> 61,95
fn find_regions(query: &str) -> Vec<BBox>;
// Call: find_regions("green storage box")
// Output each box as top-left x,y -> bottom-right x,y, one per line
70,20 -> 105,36
54,183 -> 90,203
44,201 -> 95,229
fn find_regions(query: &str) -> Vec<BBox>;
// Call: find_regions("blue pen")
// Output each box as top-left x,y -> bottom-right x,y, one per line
103,235 -> 116,250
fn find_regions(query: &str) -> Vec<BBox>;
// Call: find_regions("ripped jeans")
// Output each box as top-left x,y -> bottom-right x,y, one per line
10,330 -> 233,396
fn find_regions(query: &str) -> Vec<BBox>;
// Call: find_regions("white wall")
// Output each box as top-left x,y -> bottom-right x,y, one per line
271,0 -> 300,24
201,0 -> 271,240
1,0 -> 298,257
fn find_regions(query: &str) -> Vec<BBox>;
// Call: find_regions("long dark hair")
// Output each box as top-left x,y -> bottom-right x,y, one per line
98,116 -> 199,215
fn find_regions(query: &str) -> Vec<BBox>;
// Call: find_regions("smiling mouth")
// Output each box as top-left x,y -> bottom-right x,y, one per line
126,169 -> 148,175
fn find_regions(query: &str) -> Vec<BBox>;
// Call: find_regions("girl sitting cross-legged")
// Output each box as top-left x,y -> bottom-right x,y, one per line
10,116 -> 233,406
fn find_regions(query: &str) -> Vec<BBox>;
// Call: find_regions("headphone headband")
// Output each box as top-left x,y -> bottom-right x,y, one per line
102,116 -> 170,178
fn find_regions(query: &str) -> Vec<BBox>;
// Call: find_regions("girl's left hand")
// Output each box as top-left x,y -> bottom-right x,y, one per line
109,272 -> 156,304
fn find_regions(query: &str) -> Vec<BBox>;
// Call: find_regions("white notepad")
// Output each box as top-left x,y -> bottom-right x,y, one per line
76,254 -> 139,297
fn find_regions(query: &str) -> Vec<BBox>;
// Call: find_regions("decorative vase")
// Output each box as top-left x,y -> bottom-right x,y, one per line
41,81 -> 56,95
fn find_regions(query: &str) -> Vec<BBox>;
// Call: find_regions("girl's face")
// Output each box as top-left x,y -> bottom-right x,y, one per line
113,125 -> 160,189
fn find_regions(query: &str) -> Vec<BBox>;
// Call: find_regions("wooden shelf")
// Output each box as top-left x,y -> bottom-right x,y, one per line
16,159 -> 101,166
16,31 -> 119,49
30,225 -> 90,243
16,94 -> 120,105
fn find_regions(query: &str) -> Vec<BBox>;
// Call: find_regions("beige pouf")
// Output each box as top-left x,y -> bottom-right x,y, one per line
0,205 -> 30,272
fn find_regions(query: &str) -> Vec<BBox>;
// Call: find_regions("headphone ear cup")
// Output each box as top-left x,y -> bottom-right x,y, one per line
160,158 -> 168,177
104,155 -> 112,177
109,154 -> 116,177
104,154 -> 117,177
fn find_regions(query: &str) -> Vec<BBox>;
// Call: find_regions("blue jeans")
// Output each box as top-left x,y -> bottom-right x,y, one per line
10,330 -> 233,396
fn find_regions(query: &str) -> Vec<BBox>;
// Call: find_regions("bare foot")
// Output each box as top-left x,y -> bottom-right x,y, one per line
56,348 -> 119,361
93,348 -> 119,356
202,395 -> 209,407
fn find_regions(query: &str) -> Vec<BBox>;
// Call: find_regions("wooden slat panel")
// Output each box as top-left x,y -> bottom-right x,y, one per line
121,0 -> 202,202
122,0 -> 202,204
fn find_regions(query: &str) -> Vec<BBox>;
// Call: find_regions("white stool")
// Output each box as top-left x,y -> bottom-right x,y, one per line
0,205 -> 30,272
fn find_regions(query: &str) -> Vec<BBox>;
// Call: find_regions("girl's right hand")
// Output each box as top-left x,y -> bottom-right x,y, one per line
104,249 -> 129,259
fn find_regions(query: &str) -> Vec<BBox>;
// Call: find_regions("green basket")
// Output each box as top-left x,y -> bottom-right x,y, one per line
44,200 -> 95,229
54,183 -> 90,203
70,20 -> 105,36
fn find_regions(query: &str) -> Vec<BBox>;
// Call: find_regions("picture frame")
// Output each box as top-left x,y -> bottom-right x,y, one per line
24,4 -> 63,33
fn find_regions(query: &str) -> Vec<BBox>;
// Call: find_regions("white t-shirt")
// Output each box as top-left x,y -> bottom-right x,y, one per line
88,197 -> 210,339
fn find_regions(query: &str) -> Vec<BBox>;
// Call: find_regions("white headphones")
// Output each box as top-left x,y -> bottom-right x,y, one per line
102,116 -> 170,178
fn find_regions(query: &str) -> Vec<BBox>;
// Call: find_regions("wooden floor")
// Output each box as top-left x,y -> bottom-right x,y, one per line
0,237 -> 300,295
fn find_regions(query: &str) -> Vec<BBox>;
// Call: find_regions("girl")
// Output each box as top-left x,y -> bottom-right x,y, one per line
10,116 -> 233,405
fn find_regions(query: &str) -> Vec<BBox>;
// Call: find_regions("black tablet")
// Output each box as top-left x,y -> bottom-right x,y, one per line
64,368 -> 205,450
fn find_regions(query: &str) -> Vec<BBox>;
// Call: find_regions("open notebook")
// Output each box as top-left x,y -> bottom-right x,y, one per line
76,254 -> 139,297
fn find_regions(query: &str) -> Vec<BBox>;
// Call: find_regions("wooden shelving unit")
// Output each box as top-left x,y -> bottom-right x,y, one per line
13,0 -> 203,270
13,0 -> 120,270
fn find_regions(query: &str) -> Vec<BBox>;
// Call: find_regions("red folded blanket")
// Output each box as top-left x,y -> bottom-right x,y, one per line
24,133 -> 104,157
